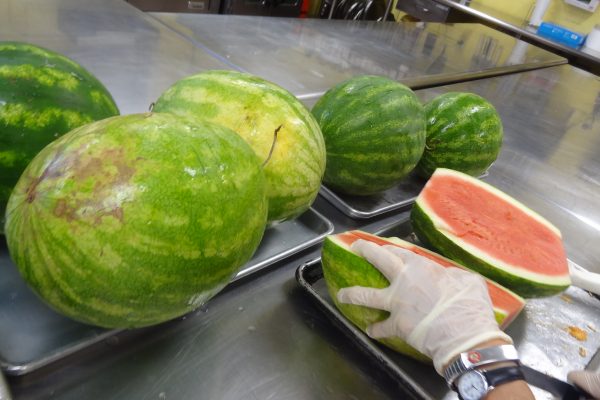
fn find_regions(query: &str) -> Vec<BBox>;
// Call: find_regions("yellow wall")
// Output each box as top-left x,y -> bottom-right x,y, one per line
462,0 -> 598,34
393,0 -> 600,35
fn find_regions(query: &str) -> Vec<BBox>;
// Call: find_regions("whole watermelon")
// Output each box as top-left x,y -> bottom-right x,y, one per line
154,70 -> 326,224
0,42 -> 119,231
415,92 -> 503,178
311,75 -> 426,196
5,113 -> 268,328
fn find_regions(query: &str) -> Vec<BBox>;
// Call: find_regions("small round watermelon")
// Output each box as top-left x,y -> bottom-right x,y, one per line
311,75 -> 426,196
0,42 -> 119,231
5,113 -> 268,328
415,92 -> 503,178
153,70 -> 326,224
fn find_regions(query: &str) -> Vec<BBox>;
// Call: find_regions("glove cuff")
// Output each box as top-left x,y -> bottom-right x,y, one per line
433,330 -> 513,375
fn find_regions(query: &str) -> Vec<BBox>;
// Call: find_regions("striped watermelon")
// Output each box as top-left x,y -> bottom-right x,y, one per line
153,70 -> 326,224
415,92 -> 503,178
321,230 -> 524,362
5,113 -> 268,328
0,42 -> 119,231
311,75 -> 426,195
411,168 -> 571,297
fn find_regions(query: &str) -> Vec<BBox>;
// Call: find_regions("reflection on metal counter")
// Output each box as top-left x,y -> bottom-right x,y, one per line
0,0 -> 232,114
125,0 -> 221,13
151,13 -> 566,100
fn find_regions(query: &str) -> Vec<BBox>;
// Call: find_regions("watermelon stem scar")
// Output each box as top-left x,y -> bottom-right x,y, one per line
261,124 -> 282,168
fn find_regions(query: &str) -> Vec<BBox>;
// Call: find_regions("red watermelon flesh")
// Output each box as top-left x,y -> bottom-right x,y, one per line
412,168 -> 571,297
336,230 -> 525,329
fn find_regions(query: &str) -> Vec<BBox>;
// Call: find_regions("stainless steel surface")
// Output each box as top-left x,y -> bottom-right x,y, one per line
0,208 -> 332,376
0,373 -> 11,400
151,13 -> 566,99
319,172 -> 487,219
3,2 -> 600,399
0,0 -> 231,115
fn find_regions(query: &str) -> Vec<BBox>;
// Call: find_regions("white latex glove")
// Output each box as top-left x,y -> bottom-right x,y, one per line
337,239 -> 512,374
568,371 -> 600,399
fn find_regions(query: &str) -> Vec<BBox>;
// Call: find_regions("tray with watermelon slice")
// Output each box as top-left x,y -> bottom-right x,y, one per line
296,224 -> 600,399
299,169 -> 600,399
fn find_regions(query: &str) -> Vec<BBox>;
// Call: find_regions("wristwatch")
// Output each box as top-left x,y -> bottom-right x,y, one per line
455,366 -> 525,400
444,344 -> 520,387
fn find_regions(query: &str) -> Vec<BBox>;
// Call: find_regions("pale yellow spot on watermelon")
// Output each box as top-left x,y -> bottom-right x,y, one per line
0,150 -> 23,167
161,213 -> 190,227
99,245 -> 123,268
0,103 -> 89,130
0,64 -> 80,91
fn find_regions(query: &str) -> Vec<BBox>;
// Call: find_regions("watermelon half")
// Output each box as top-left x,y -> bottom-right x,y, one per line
321,230 -> 525,362
411,168 -> 571,298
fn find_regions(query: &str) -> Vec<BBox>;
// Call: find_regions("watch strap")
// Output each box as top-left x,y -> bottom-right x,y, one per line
483,366 -> 526,389
444,345 -> 520,387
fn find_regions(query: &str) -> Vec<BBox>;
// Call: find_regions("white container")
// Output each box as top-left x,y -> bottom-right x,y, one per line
529,0 -> 552,27
583,24 -> 600,57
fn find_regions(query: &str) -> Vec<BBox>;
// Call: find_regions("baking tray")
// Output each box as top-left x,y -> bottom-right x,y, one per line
319,171 -> 488,219
296,221 -> 600,399
0,207 -> 333,376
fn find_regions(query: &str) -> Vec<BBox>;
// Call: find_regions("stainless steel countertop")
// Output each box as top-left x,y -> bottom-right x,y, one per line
7,63 -> 600,399
151,13 -> 566,99
3,2 -> 600,398
0,0 -> 230,115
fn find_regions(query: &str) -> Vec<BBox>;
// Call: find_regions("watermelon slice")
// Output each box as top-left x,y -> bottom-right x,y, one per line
321,230 -> 525,362
411,168 -> 571,298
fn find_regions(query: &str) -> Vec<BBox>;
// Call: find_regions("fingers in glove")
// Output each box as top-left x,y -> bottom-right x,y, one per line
337,286 -> 391,311
567,370 -> 600,398
366,318 -> 397,339
350,240 -> 403,281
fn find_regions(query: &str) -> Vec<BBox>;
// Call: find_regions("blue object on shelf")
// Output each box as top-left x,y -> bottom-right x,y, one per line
537,22 -> 586,48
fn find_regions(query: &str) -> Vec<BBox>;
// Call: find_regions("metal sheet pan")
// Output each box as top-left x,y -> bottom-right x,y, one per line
0,207 -> 333,376
319,172 -> 487,220
295,220 -> 600,399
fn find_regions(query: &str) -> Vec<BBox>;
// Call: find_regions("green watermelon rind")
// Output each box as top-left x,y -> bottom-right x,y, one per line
415,92 -> 503,178
321,235 -> 430,363
153,70 -> 326,224
411,189 -> 571,298
312,75 -> 426,196
0,41 -> 119,233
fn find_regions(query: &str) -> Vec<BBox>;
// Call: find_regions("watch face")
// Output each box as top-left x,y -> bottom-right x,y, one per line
456,370 -> 488,400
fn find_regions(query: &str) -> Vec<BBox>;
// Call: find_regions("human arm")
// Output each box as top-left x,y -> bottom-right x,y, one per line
337,240 -> 534,399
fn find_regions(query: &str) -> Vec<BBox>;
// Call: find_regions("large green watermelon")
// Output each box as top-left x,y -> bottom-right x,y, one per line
321,230 -> 525,362
415,92 -> 503,178
411,168 -> 571,297
153,70 -> 326,224
0,42 -> 119,231
311,75 -> 426,196
5,113 -> 268,328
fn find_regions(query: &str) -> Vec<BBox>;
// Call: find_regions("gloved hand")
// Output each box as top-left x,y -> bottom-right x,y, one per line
568,370 -> 600,399
337,239 -> 512,374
